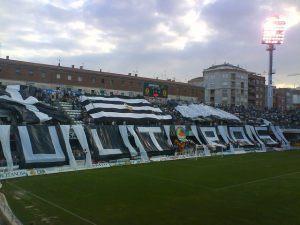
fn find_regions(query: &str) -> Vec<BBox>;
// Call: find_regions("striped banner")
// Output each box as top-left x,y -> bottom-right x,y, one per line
80,96 -> 172,121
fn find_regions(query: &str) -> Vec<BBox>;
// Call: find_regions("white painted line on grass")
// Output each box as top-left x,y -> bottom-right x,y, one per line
215,171 -> 300,191
126,170 -> 213,191
8,182 -> 98,225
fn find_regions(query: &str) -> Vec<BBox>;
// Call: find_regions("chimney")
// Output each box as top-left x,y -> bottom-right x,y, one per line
80,66 -> 83,69
71,65 -> 75,69
6,56 -> 9,60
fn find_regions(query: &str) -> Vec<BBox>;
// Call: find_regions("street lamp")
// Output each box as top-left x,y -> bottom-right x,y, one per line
262,16 -> 286,109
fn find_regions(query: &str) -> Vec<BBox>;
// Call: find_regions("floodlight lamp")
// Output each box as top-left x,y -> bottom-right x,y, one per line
262,16 -> 286,45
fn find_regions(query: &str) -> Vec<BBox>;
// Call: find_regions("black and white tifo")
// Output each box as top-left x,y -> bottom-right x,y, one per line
0,123 -> 291,171
80,95 -> 172,122
0,85 -> 70,124
0,85 -> 293,175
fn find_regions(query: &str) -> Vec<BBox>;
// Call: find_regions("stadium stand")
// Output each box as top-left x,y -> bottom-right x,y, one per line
220,105 -> 300,127
0,84 -> 299,176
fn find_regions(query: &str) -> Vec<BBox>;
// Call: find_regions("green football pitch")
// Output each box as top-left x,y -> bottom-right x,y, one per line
3,151 -> 300,225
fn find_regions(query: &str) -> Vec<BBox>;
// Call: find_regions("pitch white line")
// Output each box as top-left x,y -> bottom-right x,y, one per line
8,182 -> 98,225
126,170 -> 212,190
215,171 -> 300,191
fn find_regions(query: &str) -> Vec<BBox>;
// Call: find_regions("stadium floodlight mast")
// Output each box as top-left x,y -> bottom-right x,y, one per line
262,15 -> 286,109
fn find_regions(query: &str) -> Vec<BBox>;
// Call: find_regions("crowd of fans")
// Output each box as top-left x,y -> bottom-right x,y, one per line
1,85 -> 300,168
220,105 -> 300,128
0,84 -> 299,127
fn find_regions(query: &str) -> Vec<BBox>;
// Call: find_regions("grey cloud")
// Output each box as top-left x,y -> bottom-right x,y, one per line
0,0 -> 299,86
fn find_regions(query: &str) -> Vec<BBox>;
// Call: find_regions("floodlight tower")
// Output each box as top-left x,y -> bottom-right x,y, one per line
262,16 -> 286,109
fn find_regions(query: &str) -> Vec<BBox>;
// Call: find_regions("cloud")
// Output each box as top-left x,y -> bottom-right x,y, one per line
284,6 -> 300,28
0,0 -> 299,86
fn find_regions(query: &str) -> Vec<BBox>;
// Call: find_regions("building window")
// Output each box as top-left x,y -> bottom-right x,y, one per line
222,89 -> 228,97
241,82 -> 244,89
92,77 -> 96,83
110,80 -> 114,85
15,69 -> 20,75
0,66 -> 2,72
28,70 -> 34,76
41,72 -> 46,78
68,75 -> 72,80
101,79 -> 105,84
78,76 -> 82,82
56,74 -> 61,79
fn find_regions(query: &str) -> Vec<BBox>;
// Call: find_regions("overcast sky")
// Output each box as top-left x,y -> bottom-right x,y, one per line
0,0 -> 299,87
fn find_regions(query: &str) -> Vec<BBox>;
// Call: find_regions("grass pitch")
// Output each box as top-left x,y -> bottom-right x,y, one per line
3,151 -> 300,225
